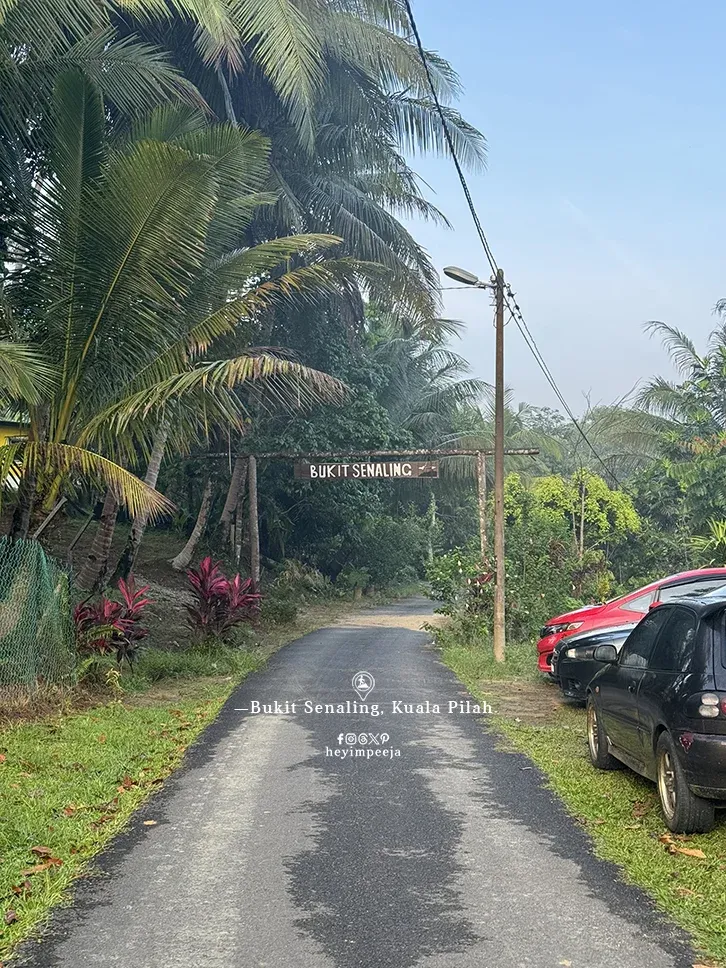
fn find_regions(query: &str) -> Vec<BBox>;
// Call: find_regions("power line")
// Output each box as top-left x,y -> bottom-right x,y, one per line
505,295 -> 621,486
401,0 -> 620,488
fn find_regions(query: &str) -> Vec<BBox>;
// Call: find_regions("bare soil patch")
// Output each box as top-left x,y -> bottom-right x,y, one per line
475,676 -> 565,724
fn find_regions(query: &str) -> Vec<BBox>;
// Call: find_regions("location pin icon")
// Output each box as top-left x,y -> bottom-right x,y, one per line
352,671 -> 375,701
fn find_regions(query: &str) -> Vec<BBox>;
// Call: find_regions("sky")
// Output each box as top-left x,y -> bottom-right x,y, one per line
408,0 -> 726,411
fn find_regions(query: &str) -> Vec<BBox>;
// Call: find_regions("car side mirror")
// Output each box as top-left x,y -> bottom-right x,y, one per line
594,644 -> 618,663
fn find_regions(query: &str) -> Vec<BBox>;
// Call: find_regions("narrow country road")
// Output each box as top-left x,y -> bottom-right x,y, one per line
20,598 -> 695,968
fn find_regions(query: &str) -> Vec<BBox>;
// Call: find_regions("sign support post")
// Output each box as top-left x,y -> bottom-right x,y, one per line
248,455 -> 260,591
476,451 -> 488,561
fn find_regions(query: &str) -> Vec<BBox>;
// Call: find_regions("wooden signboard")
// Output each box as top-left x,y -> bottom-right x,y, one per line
294,460 -> 439,481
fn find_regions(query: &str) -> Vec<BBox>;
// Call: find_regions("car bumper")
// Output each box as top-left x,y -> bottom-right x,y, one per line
555,660 -> 587,700
676,731 -> 726,799
537,633 -> 565,674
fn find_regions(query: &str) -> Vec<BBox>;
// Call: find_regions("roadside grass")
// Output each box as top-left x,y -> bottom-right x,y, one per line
0,588 -> 416,960
0,692 -> 231,961
440,632 -> 726,968
436,624 -> 539,684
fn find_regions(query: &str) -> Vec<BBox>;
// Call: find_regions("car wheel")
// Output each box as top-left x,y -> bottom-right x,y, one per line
586,696 -> 620,770
655,732 -> 715,834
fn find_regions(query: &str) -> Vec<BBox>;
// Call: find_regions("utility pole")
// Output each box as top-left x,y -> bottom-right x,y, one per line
493,267 -> 506,663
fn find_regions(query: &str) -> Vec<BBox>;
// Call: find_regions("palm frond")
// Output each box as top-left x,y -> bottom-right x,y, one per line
24,442 -> 174,520
644,320 -> 704,378
0,343 -> 55,404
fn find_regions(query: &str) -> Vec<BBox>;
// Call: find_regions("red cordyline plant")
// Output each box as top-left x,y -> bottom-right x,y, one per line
185,556 -> 261,639
73,576 -> 152,667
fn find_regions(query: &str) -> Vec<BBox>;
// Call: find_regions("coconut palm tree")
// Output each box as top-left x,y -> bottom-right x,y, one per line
2,72 -> 363,573
367,310 -> 488,447
118,0 -> 486,319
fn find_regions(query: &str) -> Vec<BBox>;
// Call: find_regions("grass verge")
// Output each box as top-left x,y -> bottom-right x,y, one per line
439,632 -> 726,968
0,690 -> 235,961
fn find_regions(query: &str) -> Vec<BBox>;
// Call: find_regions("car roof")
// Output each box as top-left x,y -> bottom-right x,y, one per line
627,567 -> 726,597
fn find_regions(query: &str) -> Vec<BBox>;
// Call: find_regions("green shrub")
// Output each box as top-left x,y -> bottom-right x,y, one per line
352,514 -> 427,586
262,596 -> 299,625
271,559 -> 333,600
336,566 -> 371,593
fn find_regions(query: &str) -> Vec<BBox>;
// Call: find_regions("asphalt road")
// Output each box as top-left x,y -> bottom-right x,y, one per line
20,597 -> 696,968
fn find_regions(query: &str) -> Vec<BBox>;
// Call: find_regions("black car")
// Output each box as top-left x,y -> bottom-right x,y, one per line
553,624 -> 636,702
586,593 -> 726,832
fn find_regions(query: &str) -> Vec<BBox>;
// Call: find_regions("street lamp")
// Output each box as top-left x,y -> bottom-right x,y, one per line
443,265 -> 491,289
443,262 -> 507,664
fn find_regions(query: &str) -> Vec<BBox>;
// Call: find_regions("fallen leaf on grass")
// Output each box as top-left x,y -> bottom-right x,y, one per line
632,801 -> 649,818
142,820 -> 157,826
62,806 -> 76,817
0,754 -> 6,764
21,858 -> 62,875
659,834 -> 706,859
4,910 -> 17,925
30,846 -> 53,858
10,880 -> 32,896
97,734 -> 106,744
90,815 -> 115,828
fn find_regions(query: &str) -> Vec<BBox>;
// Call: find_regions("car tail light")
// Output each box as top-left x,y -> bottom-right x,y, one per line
699,693 -> 720,718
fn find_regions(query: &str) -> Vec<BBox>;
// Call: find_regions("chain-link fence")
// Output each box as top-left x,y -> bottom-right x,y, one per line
0,537 -> 76,691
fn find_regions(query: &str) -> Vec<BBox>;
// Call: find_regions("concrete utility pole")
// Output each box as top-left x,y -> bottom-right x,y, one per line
444,264 -> 507,662
493,268 -> 506,663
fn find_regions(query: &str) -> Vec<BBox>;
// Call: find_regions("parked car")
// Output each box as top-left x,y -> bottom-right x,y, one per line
537,568 -> 726,674
552,624 -> 636,702
586,591 -> 726,832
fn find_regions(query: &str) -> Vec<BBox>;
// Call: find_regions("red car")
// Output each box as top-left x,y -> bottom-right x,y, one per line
537,568 -> 726,674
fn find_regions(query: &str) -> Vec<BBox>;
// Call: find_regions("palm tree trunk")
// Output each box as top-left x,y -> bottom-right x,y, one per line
171,478 -> 213,572
220,455 -> 247,544
9,468 -> 37,541
113,419 -> 170,580
233,481 -> 246,567
77,490 -> 118,590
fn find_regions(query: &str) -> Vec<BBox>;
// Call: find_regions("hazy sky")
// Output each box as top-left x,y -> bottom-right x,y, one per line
409,0 -> 726,411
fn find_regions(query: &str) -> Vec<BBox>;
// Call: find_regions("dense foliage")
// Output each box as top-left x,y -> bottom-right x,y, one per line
5,0 -> 726,657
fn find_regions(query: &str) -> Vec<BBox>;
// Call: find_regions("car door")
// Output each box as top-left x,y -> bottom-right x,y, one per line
637,606 -> 700,778
575,627 -> 635,691
596,606 -> 671,762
